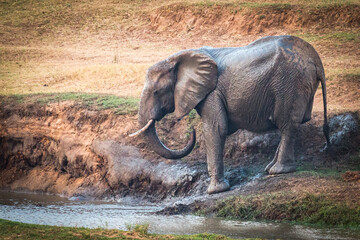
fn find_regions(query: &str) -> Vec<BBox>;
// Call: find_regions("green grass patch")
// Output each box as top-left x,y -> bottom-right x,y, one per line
213,193 -> 360,227
190,0 -> 358,9
1,93 -> 140,115
185,109 -> 201,147
294,166 -> 345,179
325,68 -> 360,83
188,1 -> 293,14
125,223 -> 149,235
0,219 -> 254,240
96,95 -> 139,115
35,93 -> 99,105
294,31 -> 360,43
0,219 -> 126,240
295,169 -> 341,178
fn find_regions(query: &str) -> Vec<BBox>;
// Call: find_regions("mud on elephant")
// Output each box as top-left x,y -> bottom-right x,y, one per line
130,35 -> 331,194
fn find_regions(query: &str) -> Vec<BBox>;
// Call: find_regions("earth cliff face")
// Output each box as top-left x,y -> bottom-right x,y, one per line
1,97 -> 359,206
0,101 -> 208,201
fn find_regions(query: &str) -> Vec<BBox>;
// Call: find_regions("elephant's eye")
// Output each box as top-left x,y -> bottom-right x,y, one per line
153,90 -> 159,96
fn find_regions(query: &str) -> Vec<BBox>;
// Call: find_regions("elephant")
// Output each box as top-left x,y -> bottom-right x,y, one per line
130,35 -> 331,194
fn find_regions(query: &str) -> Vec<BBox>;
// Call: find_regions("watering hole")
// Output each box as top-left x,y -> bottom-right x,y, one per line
1,190 -> 359,240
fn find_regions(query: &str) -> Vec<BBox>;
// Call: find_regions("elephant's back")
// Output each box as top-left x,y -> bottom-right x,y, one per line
208,35 -> 322,70
249,35 -> 324,72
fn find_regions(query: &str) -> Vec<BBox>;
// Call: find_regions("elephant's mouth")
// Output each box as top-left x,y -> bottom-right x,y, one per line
129,119 -> 196,159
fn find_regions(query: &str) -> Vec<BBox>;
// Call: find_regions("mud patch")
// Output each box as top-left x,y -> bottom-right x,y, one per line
93,140 -> 207,200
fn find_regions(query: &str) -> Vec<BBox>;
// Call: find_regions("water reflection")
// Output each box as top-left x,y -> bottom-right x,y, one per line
0,190 -> 359,240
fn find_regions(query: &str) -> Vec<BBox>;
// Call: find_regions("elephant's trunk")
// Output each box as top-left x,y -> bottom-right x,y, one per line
140,119 -> 196,159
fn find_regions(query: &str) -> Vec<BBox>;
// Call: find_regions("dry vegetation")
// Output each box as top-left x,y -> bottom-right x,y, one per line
0,0 -> 359,114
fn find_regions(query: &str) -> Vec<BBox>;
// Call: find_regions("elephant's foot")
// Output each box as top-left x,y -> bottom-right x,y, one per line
207,179 -> 230,194
268,162 -> 296,175
264,159 -> 276,173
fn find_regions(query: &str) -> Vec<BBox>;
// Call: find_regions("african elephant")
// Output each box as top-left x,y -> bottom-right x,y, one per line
130,35 -> 330,194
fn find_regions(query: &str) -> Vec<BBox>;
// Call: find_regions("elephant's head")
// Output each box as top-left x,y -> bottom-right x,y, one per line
131,49 -> 218,159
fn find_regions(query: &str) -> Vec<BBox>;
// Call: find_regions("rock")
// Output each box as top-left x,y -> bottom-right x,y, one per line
329,113 -> 358,145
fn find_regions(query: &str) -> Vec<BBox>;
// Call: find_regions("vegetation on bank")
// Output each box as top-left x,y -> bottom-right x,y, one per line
209,193 -> 360,228
0,93 -> 139,115
1,0 -> 358,34
0,219 -> 263,240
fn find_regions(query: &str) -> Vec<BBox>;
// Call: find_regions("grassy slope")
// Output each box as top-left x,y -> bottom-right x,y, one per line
0,219 -> 260,240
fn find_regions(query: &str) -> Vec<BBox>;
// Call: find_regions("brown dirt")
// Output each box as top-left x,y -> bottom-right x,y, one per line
0,100 -> 209,200
342,171 -> 360,182
149,3 -> 360,37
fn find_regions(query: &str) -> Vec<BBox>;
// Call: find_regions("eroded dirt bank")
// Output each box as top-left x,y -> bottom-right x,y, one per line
0,97 -> 359,207
149,3 -> 360,36
0,100 -> 209,201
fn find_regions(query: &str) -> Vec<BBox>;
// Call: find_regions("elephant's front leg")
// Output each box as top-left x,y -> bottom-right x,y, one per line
199,96 -> 230,194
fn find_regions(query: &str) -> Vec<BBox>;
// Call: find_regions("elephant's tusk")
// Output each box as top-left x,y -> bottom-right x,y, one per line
128,119 -> 154,137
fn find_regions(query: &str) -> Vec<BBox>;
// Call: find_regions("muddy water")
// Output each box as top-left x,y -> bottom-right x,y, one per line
0,191 -> 359,240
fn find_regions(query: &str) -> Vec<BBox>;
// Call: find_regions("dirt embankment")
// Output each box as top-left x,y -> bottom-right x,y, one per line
149,4 -> 360,37
0,97 -> 359,205
0,100 -> 209,201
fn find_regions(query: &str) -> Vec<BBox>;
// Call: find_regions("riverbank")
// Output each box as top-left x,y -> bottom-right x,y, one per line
204,193 -> 360,227
0,219 -> 243,240
1,190 -> 360,240
1,94 -> 360,228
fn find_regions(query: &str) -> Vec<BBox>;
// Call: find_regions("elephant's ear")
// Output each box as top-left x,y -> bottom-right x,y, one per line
169,50 -> 218,119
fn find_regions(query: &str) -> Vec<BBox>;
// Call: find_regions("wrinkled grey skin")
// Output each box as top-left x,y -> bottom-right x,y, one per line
138,35 -> 330,194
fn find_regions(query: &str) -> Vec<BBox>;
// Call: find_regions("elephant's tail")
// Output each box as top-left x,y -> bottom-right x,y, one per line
318,66 -> 331,147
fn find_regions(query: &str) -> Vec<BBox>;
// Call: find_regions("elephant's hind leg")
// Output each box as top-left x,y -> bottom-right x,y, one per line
301,95 -> 315,124
268,127 -> 298,174
267,93 -> 308,174
264,144 -> 279,172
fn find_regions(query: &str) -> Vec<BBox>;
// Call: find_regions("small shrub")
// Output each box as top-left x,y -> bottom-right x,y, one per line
126,223 -> 150,235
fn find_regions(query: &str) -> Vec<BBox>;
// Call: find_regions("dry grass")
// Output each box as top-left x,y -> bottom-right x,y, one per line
0,44 -> 172,97
0,60 -> 149,97
0,0 -> 359,111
